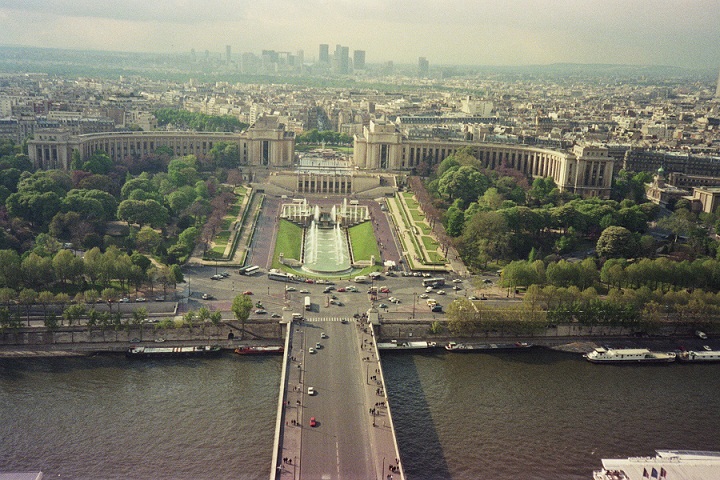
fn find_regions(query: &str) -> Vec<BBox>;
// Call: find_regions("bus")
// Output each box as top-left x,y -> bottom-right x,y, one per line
304,296 -> 311,311
243,265 -> 260,276
422,277 -> 445,287
268,271 -> 300,283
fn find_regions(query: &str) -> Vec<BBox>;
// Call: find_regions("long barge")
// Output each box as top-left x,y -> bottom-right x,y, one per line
444,341 -> 533,352
584,347 -> 676,364
234,345 -> 284,355
126,345 -> 222,358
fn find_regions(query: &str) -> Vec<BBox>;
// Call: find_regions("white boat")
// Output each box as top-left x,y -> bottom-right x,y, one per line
584,347 -> 676,364
377,340 -> 437,351
678,350 -> 720,362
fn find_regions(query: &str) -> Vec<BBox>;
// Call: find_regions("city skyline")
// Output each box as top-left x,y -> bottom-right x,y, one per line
0,0 -> 719,68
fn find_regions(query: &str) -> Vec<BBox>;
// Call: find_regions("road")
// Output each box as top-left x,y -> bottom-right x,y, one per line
299,320 -> 374,478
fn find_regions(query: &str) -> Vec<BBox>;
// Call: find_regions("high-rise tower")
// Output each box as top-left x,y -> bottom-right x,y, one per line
715,68 -> 720,99
319,44 -> 329,64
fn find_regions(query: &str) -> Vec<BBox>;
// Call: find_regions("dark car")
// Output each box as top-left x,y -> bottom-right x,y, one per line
431,305 -> 443,313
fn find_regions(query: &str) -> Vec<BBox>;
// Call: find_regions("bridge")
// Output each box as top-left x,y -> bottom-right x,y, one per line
271,316 -> 404,479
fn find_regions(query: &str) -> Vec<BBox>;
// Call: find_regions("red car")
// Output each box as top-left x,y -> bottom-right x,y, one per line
309,416 -> 317,427
243,291 -> 253,295
337,287 -> 346,292
380,287 -> 390,293
305,279 -> 314,284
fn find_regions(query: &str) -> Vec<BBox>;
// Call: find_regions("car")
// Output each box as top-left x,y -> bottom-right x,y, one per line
210,274 -> 222,280
292,313 -> 303,320
378,303 -> 388,309
340,319 -> 348,324
346,286 -> 358,292
391,298 -> 401,304
452,286 -> 461,290
426,287 -> 433,292
336,301 -> 343,306
307,386 -> 315,396
452,279 -> 463,283
243,291 -> 253,295
420,293 -> 429,299
285,286 -> 296,291
255,309 -> 267,314
309,416 -> 317,427
469,296 -> 479,300
483,279 -> 493,284
320,332 -> 328,339
696,330 -> 708,340
135,297 -> 146,302
305,279 -> 314,284
154,296 -> 165,302
255,301 -> 264,308
315,342 -> 321,349
380,287 -> 390,293
330,294 -> 337,299
220,272 -> 230,277
387,271 -> 396,277
437,290 -> 446,295
308,347 -> 315,354
703,345 -> 712,351
323,288 -> 332,294
300,289 -> 309,294
422,273 -> 431,277
201,293 -> 214,300
329,299 -> 337,305
431,305 -> 443,313
271,313 -> 281,318
337,287 -> 346,292
119,297 -> 130,303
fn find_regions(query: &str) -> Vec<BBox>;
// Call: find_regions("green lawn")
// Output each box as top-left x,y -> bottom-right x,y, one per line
409,209 -> 425,222
227,204 -> 241,216
272,220 -> 303,268
421,235 -> 439,251
403,192 -> 420,209
348,221 -> 380,262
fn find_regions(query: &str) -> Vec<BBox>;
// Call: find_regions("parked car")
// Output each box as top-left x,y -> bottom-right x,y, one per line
271,313 -> 281,318
308,386 -> 315,396
201,293 -> 214,300
309,416 -> 317,427
243,291 -> 253,295
696,330 -> 708,340
255,309 -> 267,314
135,297 -> 146,302
320,332 -> 328,339
308,347 -> 315,354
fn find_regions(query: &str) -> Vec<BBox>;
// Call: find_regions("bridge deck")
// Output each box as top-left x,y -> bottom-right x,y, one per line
272,317 -> 404,479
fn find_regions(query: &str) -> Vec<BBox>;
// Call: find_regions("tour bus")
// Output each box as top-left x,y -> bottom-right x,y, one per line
304,296 -> 311,311
268,271 -> 299,283
243,265 -> 260,276
422,277 -> 446,287
354,275 -> 368,283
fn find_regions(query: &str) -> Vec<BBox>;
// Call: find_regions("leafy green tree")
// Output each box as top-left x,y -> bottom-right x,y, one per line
0,250 -> 21,288
446,297 -> 480,336
596,226 -> 639,259
231,294 -> 253,339
52,249 -> 84,286
437,165 -> 490,207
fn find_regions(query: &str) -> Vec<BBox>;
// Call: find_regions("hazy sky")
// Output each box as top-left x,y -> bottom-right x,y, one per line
1,0 -> 719,68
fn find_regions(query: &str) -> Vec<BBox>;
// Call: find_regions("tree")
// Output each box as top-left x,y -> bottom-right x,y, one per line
446,297 -> 481,336
596,226 -> 639,259
231,294 -> 253,339
52,249 -> 84,286
0,250 -> 21,288
18,288 -> 37,325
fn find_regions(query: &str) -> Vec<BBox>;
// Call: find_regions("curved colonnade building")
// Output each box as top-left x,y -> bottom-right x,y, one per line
27,116 -> 295,171
28,117 -> 613,199
354,120 -> 614,198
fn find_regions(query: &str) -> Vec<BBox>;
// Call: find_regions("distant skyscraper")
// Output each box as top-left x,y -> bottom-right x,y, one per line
226,45 -> 232,64
418,57 -> 429,77
716,68 -> 720,99
353,50 -> 366,70
319,44 -> 329,64
334,44 -> 349,74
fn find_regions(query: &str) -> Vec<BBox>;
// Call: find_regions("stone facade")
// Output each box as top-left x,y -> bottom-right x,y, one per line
27,116 -> 295,170
354,120 -> 614,198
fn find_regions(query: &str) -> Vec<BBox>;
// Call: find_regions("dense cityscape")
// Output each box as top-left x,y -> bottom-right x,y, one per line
2,38 -> 720,479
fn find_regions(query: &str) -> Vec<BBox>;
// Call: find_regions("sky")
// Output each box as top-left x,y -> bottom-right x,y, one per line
0,0 -> 719,68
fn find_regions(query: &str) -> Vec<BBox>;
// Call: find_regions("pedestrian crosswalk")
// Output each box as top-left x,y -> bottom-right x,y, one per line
305,317 -> 351,323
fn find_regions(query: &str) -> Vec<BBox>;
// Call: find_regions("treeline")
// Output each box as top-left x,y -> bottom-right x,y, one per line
154,108 -> 248,132
296,129 -> 353,145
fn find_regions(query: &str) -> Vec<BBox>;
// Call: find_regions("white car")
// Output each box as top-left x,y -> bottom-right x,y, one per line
696,330 -> 708,340
320,332 -> 328,339
285,286 -> 297,292
300,289 -> 309,294
135,297 -> 146,302
425,287 -> 433,292
420,293 -> 429,299
315,342 -> 321,349
308,347 -> 315,354
437,290 -> 446,295
308,386 -> 315,395
452,279 -> 463,283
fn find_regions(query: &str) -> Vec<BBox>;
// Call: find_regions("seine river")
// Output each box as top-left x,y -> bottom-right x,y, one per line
2,349 -> 720,479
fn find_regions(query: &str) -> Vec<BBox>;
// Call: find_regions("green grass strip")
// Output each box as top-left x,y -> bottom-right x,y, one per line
348,221 -> 380,262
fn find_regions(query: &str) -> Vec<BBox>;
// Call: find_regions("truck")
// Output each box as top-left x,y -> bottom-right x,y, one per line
354,275 -> 368,283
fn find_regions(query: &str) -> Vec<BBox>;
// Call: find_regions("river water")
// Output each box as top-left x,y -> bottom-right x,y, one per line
2,349 -> 719,479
